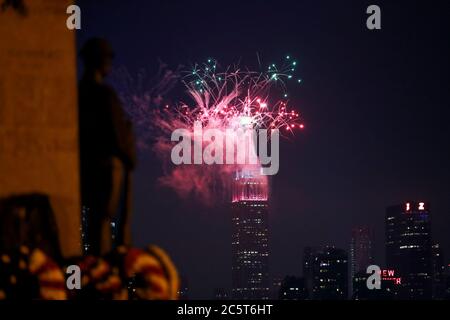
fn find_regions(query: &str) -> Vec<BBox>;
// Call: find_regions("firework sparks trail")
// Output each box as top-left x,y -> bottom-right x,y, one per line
116,56 -> 304,205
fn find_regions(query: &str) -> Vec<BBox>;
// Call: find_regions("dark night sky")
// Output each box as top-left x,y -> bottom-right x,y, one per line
77,0 -> 450,298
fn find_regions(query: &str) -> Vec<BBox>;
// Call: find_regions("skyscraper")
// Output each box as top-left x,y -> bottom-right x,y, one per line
385,201 -> 432,299
303,246 -> 319,299
231,169 -> 270,300
311,246 -> 348,300
431,243 -> 446,299
350,227 -> 373,295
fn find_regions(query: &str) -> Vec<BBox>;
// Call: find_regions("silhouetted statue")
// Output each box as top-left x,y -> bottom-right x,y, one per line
78,38 -> 136,255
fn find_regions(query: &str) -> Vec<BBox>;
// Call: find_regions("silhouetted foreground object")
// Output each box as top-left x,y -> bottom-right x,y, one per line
0,194 -> 62,261
78,38 -> 136,255
73,245 -> 179,300
0,245 -> 179,300
0,0 -> 81,258
0,0 -> 28,16
0,246 -> 66,300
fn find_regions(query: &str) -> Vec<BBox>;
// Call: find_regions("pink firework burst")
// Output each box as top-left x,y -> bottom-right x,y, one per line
167,58 -> 304,133
117,56 -> 304,205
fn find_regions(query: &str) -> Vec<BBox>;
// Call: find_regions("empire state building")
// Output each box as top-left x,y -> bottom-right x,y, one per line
231,169 -> 270,300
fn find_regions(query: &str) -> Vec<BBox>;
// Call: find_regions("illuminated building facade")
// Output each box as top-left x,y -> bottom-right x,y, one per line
350,226 -> 373,295
431,243 -> 446,299
231,169 -> 270,300
303,246 -> 319,299
278,276 -> 308,300
385,201 -> 432,299
311,246 -> 348,300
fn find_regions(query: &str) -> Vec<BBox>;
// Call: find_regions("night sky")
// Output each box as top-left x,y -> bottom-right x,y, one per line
77,0 -> 450,298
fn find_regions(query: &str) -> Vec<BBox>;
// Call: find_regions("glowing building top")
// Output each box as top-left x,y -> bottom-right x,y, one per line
232,168 -> 268,203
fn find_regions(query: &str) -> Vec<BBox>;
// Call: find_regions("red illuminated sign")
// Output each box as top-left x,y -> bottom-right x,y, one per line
379,269 -> 401,285
404,202 -> 427,213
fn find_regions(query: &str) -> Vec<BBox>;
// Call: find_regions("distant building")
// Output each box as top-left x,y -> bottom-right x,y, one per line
278,276 -> 308,300
385,201 -> 432,299
302,246 -> 319,299
271,276 -> 283,299
352,269 -> 398,300
431,243 -> 446,299
350,226 -> 373,295
231,170 -> 270,300
352,271 -> 369,300
311,246 -> 348,300
213,288 -> 229,300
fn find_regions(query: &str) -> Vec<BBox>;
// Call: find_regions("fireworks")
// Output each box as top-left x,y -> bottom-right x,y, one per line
169,56 -> 304,134
116,56 -> 304,205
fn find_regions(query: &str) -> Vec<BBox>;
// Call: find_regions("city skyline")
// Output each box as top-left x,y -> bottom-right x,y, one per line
76,0 -> 450,298
186,198 -> 448,300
